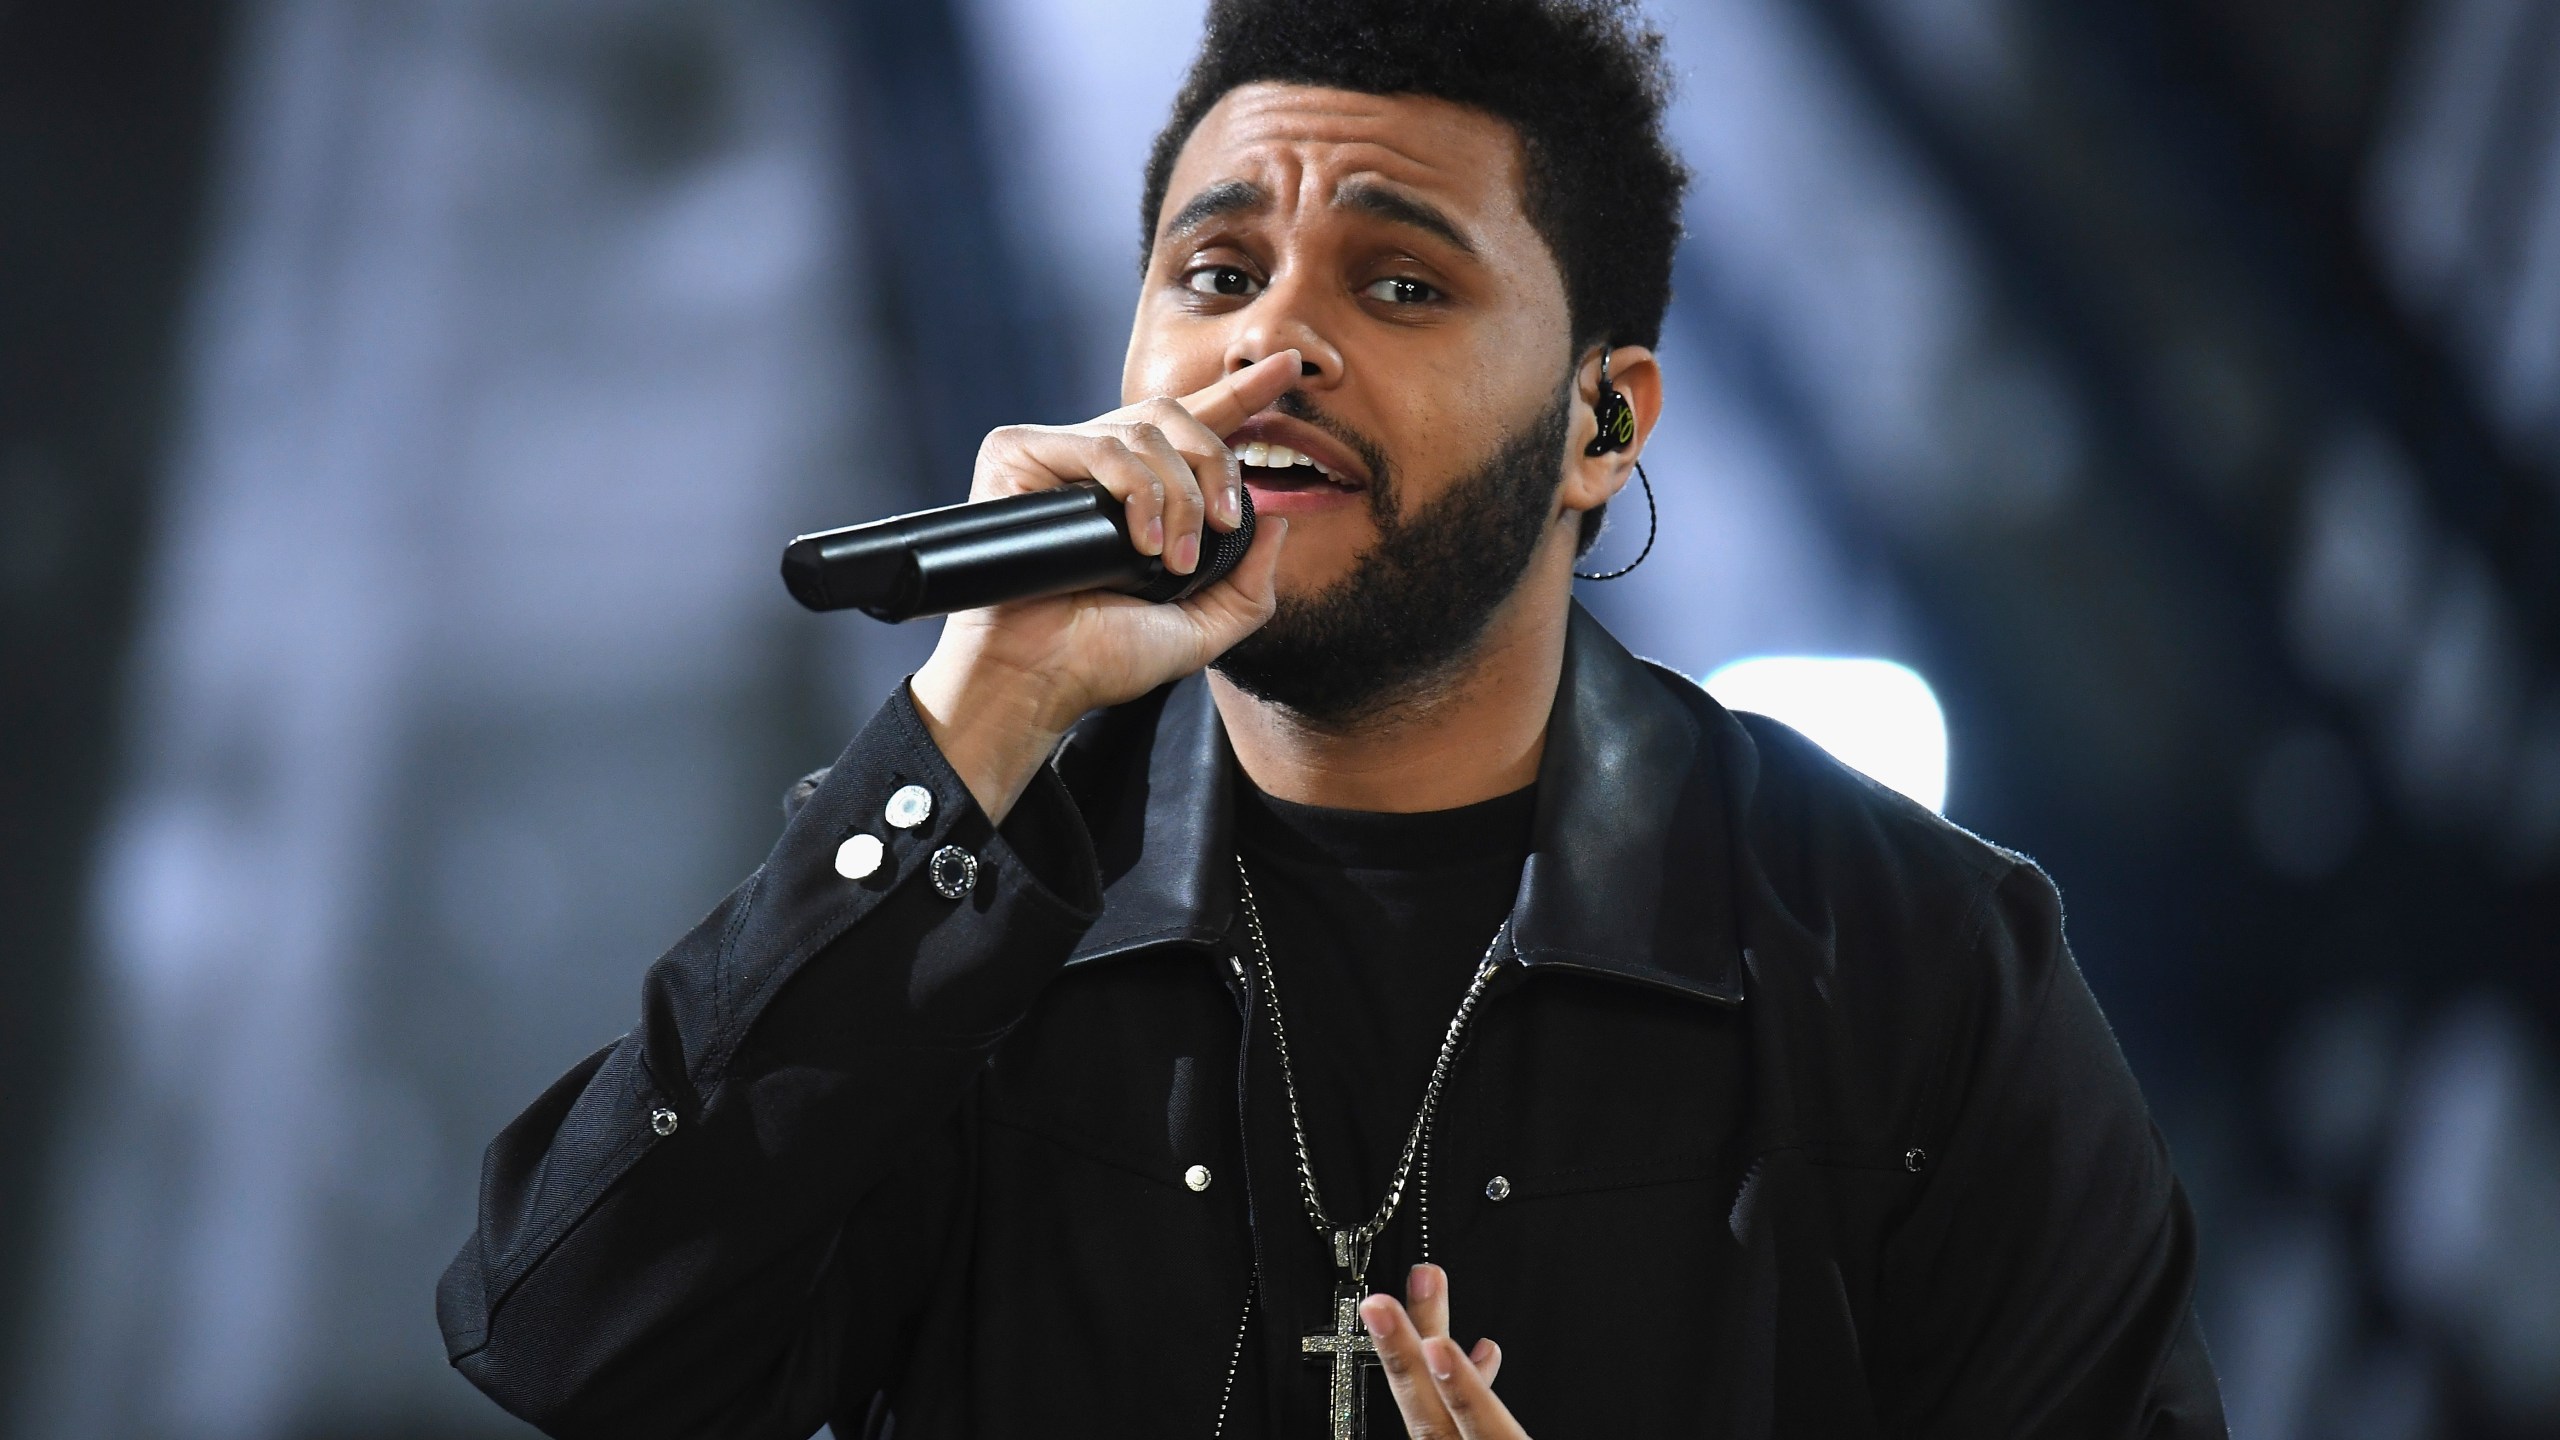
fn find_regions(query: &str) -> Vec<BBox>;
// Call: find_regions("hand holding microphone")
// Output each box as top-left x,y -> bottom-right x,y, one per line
858,352 -> 1299,822
781,477 -> 1256,620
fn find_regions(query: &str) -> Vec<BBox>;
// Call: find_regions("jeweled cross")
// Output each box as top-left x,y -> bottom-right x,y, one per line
1301,1281 -> 1379,1440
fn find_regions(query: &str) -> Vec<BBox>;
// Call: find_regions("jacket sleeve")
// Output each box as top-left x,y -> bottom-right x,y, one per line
1873,861 -> 2228,1439
436,686 -> 1104,1439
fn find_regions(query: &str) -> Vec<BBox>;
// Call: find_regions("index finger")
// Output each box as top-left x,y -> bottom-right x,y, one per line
1422,1336 -> 1529,1440
1176,349 -> 1301,436
1363,1294 -> 1460,1438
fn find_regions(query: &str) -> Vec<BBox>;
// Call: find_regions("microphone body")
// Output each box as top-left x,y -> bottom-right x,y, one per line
782,480 -> 1256,622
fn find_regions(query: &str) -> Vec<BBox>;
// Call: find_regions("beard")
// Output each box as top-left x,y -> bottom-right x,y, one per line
1212,380 -> 1572,728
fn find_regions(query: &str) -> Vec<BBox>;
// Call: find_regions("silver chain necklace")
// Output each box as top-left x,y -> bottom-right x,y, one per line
1219,856 -> 1508,1440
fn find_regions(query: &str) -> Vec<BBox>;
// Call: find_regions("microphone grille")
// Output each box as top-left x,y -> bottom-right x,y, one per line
1124,485 -> 1257,604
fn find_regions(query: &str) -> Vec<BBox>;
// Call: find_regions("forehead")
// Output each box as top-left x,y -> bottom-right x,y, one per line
1160,83 -> 1535,243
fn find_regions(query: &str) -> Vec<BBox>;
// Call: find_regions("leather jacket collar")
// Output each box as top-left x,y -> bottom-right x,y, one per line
1057,603 -> 1745,1005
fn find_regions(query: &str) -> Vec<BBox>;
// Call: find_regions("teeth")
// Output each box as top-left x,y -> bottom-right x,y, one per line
1234,439 -> 1338,477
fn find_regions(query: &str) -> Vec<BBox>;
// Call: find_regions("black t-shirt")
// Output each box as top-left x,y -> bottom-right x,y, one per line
1230,771 -> 1534,1237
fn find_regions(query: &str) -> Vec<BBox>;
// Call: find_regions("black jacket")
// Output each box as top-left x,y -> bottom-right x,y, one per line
440,605 -> 2225,1439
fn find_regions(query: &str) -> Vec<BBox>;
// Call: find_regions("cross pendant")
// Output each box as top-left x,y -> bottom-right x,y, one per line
1301,1281 -> 1379,1440
1301,1231 -> 1379,1440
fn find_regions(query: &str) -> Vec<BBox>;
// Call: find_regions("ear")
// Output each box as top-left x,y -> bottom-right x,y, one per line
1561,344 -> 1661,520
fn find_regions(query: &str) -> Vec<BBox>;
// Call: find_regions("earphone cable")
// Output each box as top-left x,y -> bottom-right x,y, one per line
1574,460 -> 1655,582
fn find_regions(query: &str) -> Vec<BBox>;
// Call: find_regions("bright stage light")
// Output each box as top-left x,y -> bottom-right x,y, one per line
1702,657 -> 1950,813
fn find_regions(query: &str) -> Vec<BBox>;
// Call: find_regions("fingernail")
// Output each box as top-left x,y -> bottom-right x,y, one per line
1408,1264 -> 1437,1300
1145,515 -> 1163,553
1360,1298 -> 1397,1339
1225,484 -> 1243,526
1427,1340 -> 1455,1382
1174,532 -> 1199,573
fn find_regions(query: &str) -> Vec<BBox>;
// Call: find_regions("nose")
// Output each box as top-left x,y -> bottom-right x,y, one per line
1225,276 -> 1341,386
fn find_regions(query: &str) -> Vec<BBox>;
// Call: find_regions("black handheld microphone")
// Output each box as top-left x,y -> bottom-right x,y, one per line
781,481 -> 1257,622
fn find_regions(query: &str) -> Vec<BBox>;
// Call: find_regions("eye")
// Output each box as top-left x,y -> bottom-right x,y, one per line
1362,276 -> 1440,305
1183,265 -> 1262,298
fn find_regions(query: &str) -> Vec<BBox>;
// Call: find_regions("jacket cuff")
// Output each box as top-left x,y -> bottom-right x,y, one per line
669,684 -> 1105,1090
800,683 -> 1102,918
776,688 -> 1102,915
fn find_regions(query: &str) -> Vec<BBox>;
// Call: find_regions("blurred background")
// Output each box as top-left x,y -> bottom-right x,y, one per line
4,0 -> 2556,1435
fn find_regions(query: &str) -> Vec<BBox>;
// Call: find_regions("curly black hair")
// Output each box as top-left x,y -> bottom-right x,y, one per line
1140,0 -> 1688,356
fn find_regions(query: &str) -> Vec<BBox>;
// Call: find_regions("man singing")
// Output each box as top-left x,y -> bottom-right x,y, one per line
440,1 -> 2226,1435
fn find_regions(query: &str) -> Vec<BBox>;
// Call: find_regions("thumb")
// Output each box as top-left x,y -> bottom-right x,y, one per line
1179,515 -> 1288,659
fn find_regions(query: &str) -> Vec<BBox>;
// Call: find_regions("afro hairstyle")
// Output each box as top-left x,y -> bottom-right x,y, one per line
1140,0 -> 1687,355
1139,0 -> 1686,554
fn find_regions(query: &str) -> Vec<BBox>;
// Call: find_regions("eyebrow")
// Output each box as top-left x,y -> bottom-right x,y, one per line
1333,181 -> 1476,256
1158,180 -> 1267,246
1160,176 -> 1481,260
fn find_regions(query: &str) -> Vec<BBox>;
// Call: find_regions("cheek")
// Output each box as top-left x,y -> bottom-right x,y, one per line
1120,306 -> 1225,404
1375,366 -> 1515,501
1401,264 -> 1571,461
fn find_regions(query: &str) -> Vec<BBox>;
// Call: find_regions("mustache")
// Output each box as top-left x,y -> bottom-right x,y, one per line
1270,389 -> 1396,508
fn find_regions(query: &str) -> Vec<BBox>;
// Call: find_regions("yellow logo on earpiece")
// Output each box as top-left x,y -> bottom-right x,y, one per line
1609,405 -> 1636,446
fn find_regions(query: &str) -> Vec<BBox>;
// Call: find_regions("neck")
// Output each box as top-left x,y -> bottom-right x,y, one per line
1211,580 -> 1570,814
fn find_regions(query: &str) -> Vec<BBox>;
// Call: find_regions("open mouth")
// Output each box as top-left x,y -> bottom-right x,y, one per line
1236,439 -> 1360,492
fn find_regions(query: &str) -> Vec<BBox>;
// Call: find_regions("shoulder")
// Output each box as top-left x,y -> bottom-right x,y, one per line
1713,684 -> 2032,935
1643,660 -> 2030,926
1648,665 -> 2069,1138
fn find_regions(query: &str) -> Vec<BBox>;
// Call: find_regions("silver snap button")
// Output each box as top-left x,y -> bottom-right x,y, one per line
1484,1175 -> 1511,1202
649,1107 -> 679,1137
834,833 -> 885,880
928,845 -> 978,899
884,784 -> 934,830
1184,1164 -> 1212,1192
1903,1147 -> 1929,1173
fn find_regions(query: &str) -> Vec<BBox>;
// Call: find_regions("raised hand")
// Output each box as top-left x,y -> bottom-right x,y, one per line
908,351 -> 1301,820
1361,1264 -> 1528,1440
